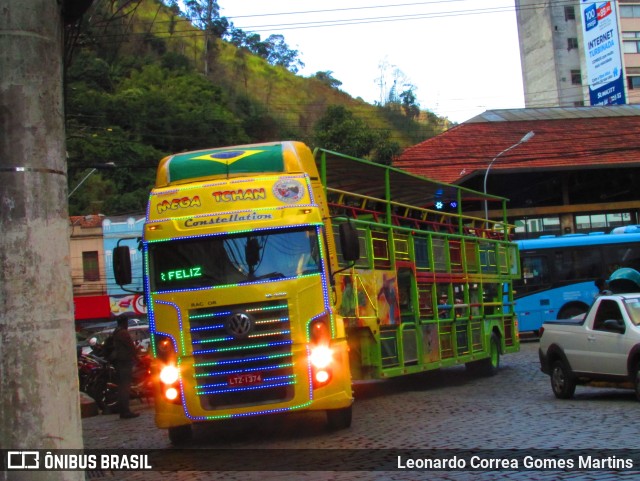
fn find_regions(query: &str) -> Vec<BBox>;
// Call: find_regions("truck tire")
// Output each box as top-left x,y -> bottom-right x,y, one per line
326,405 -> 352,430
550,359 -> 576,399
466,333 -> 501,376
168,424 -> 193,445
475,332 -> 501,377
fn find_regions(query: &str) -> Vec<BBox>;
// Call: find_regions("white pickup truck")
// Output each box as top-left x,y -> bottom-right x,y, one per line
539,292 -> 640,400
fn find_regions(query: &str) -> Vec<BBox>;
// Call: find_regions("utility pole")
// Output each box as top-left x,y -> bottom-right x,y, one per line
0,1 -> 84,480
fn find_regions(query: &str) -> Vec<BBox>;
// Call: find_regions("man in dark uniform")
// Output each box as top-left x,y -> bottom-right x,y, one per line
112,314 -> 140,419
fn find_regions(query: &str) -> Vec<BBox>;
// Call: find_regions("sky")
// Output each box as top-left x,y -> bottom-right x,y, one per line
217,0 -> 525,124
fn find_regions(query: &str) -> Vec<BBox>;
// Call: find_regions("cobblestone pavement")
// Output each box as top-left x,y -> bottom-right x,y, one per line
82,339 -> 640,480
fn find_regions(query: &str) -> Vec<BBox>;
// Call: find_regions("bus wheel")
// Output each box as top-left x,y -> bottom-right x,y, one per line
326,405 -> 352,430
473,332 -> 500,377
168,424 -> 193,446
550,360 -> 576,399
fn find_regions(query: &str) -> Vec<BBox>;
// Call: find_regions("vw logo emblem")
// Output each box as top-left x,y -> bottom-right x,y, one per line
226,311 -> 254,339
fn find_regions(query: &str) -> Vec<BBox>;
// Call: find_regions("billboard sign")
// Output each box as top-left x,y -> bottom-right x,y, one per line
581,1 -> 626,106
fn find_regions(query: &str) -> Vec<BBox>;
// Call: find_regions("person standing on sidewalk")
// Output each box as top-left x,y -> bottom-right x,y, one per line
112,314 -> 140,419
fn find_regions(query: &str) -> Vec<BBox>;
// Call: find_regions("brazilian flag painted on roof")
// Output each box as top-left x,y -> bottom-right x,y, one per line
161,144 -> 285,185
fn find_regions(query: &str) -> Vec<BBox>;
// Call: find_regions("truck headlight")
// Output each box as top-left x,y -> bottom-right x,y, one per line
310,345 -> 333,369
160,364 -> 179,385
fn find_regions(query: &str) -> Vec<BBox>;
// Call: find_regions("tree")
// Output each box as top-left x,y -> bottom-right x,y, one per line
313,71 -> 342,89
183,0 -> 227,36
242,32 -> 269,58
263,34 -> 304,73
371,131 -> 401,165
313,105 -> 400,164
182,0 -> 228,74
225,26 -> 304,73
400,87 -> 420,120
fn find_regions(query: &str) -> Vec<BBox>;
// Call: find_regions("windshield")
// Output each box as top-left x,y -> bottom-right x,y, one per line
624,298 -> 640,326
148,226 -> 322,291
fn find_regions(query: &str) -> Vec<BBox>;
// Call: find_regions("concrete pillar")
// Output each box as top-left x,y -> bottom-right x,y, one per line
0,1 -> 84,480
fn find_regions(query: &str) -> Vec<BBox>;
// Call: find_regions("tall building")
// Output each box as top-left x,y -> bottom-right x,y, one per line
515,0 -> 640,107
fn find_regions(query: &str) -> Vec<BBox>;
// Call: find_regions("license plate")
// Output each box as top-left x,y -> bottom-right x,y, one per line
228,373 -> 263,386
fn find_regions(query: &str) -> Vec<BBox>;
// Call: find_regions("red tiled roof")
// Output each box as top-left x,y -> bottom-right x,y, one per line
395,107 -> 640,184
69,215 -> 104,228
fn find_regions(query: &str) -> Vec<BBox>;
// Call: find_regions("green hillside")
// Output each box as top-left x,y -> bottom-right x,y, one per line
65,0 -> 451,215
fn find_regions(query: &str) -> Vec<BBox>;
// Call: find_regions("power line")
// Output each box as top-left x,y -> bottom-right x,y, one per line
229,6 -> 517,32
219,0 -> 576,25
222,0 -> 485,19
94,0 -> 571,36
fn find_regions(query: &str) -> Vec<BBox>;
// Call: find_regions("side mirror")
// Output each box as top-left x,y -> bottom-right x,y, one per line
113,245 -> 132,285
339,222 -> 360,262
603,319 -> 625,333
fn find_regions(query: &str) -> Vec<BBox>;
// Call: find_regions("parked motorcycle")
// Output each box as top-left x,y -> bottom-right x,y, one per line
78,347 -> 152,414
77,352 -> 103,394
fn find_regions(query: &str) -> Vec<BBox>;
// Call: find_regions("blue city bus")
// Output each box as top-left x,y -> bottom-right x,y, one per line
514,226 -> 640,333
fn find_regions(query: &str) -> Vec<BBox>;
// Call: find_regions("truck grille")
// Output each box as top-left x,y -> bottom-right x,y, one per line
189,300 -> 295,410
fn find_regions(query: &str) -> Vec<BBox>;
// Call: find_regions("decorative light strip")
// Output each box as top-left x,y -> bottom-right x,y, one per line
306,344 -> 314,400
191,336 -> 233,345
192,340 -> 292,356
193,362 -> 294,379
196,379 -> 295,396
196,374 -> 295,391
190,323 -> 225,332
193,352 -> 292,368
255,317 -> 289,326
184,401 -> 313,421
190,310 -> 231,320
304,175 -> 316,204
248,304 -> 287,312
247,329 -> 291,339
314,224 -> 336,338
143,246 -> 158,355
231,402 -> 313,419
155,300 -> 185,355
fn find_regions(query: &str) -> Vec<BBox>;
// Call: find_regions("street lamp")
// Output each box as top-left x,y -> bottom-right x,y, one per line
68,162 -> 116,198
483,131 -> 535,225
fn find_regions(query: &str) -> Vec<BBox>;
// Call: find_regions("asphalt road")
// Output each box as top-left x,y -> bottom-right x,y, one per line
81,338 -> 640,480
